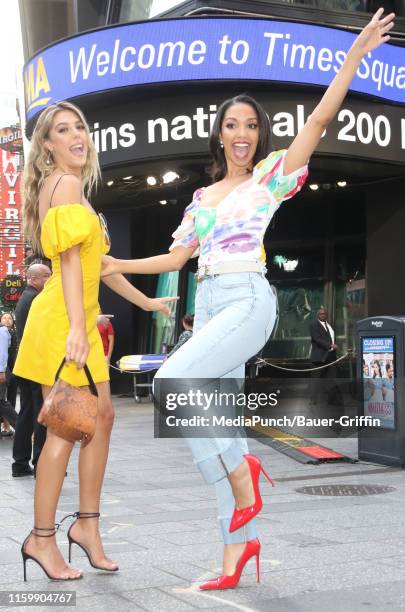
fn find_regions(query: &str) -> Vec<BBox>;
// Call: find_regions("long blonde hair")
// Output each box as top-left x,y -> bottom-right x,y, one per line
23,101 -> 100,254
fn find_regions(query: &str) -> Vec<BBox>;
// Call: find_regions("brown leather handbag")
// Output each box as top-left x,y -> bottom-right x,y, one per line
38,359 -> 98,443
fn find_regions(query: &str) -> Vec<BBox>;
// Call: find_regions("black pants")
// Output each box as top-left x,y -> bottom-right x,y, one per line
0,379 -> 18,429
311,353 -> 343,432
12,378 -> 46,471
7,372 -> 18,408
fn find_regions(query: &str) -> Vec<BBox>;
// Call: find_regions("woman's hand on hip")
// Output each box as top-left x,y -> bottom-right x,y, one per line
66,325 -> 89,369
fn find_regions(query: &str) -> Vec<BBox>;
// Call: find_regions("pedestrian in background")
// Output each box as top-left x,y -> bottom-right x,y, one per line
167,313 -> 194,357
96,314 -> 114,364
0,312 -> 17,436
309,307 -> 338,405
0,312 -> 18,409
12,263 -> 51,477
0,321 -> 18,435
309,308 -> 343,432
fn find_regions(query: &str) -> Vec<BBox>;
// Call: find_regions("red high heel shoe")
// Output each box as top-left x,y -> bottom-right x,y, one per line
199,538 -> 261,590
229,454 -> 274,533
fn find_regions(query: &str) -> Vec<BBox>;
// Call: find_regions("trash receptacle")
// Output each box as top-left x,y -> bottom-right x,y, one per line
357,316 -> 405,467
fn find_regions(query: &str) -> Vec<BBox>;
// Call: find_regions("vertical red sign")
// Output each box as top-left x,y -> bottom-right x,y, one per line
0,149 -> 24,281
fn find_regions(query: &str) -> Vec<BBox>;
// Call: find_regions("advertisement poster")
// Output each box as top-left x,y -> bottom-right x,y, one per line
0,145 -> 24,307
362,337 -> 395,429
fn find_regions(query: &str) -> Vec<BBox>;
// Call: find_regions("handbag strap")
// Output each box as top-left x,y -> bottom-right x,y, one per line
55,358 -> 98,397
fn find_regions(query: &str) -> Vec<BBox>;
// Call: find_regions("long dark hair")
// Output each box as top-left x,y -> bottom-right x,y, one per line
208,95 -> 271,183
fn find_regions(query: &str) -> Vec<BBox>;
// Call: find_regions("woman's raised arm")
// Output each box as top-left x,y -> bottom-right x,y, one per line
284,8 -> 395,176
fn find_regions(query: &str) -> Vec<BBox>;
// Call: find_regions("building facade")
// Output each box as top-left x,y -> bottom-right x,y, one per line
19,0 -> 405,390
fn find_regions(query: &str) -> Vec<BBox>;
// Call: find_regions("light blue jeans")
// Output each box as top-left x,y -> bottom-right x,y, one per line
154,271 -> 276,544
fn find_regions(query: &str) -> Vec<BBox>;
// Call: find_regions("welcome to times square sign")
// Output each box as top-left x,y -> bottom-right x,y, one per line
23,16 -> 405,126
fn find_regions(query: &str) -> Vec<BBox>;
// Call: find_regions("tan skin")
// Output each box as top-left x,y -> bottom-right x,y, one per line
26,264 -> 52,291
200,105 -> 259,205
100,10 -> 396,576
24,109 -> 177,580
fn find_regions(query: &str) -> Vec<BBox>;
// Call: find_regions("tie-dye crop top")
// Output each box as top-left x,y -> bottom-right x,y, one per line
169,149 -> 308,267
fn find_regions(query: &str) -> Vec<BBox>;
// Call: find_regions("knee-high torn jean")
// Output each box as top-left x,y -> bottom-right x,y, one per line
154,271 -> 276,544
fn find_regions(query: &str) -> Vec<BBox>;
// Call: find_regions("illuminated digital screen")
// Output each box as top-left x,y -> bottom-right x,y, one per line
361,336 -> 395,430
24,17 -> 405,123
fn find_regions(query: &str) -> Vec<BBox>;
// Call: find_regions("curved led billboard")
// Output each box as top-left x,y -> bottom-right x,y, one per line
24,16 -> 405,124
87,90 -> 405,167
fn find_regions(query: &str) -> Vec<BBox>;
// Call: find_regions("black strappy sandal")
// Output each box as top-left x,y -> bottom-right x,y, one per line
21,526 -> 83,582
63,512 -> 119,572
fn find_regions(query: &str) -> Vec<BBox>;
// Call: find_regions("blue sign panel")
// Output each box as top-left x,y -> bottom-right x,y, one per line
361,336 -> 395,429
24,17 -> 405,122
362,337 -> 394,353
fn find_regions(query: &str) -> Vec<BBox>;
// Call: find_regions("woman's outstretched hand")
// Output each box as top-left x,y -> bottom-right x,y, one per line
351,8 -> 395,57
144,296 -> 179,316
283,8 -> 395,176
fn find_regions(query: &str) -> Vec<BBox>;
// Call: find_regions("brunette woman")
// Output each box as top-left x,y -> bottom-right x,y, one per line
95,10 -> 395,589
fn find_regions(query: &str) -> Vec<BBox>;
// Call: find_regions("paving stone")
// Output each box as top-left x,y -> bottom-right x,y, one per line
2,397 -> 405,610
161,583 -> 274,610
71,592 -> 145,612
154,530 -> 223,546
263,582 -> 405,611
120,587 -> 198,611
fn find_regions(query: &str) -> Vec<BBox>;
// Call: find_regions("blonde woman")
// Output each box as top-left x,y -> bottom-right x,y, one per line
14,101 -> 176,581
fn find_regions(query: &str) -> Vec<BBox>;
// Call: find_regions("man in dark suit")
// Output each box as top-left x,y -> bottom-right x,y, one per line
310,308 -> 337,367
12,263 -> 51,477
309,308 -> 338,407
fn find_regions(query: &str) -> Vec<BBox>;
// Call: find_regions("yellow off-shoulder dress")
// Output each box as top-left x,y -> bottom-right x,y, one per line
14,204 -> 110,387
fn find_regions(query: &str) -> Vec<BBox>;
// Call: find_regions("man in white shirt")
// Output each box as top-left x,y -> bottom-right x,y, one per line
310,308 -> 337,366
309,309 -> 340,419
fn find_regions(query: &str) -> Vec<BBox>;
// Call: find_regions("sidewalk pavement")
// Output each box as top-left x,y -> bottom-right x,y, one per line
1,396 -> 405,612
